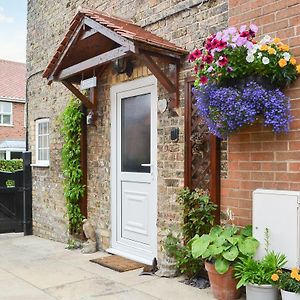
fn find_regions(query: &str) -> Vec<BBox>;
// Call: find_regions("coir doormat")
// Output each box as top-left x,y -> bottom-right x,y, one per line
90,255 -> 146,272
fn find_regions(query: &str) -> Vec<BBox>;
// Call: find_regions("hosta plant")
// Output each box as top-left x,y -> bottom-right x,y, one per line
191,225 -> 259,274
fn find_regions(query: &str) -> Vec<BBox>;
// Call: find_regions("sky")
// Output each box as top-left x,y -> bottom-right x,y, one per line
0,0 -> 27,63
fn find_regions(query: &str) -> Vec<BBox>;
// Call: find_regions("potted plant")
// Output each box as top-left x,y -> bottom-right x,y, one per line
189,24 -> 300,139
234,251 -> 287,300
191,224 -> 259,300
271,267 -> 300,300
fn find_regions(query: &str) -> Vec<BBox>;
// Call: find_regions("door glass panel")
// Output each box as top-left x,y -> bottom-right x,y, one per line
121,93 -> 151,173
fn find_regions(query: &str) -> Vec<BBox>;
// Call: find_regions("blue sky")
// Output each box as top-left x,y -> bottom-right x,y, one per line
0,0 -> 27,63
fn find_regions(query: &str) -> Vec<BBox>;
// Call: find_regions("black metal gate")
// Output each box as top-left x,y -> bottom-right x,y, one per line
0,152 -> 32,234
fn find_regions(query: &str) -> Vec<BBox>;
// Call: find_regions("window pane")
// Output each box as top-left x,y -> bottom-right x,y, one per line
2,102 -> 11,113
3,115 -> 11,124
38,135 -> 43,148
11,152 -> 22,159
121,93 -> 151,173
0,151 -> 5,160
38,149 -> 43,161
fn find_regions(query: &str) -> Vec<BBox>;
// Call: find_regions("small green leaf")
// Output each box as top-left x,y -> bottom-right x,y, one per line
215,258 -> 230,274
191,234 -> 211,258
222,245 -> 239,261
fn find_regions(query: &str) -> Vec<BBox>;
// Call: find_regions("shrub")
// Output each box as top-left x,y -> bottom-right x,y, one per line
0,159 -> 23,172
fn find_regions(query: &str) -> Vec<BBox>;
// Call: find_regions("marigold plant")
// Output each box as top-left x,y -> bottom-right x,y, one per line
272,267 -> 300,294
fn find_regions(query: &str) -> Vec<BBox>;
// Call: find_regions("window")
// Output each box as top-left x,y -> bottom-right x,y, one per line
36,119 -> 50,166
0,101 -> 12,125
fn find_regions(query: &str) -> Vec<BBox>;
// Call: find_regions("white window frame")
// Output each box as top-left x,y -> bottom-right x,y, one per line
0,101 -> 13,126
35,118 -> 50,166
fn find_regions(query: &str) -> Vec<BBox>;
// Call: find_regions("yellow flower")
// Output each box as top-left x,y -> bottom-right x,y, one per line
279,58 -> 287,68
271,274 -> 279,281
279,44 -> 290,52
290,57 -> 297,65
268,47 -> 276,55
291,268 -> 299,279
260,44 -> 268,51
297,65 -> 300,74
273,37 -> 281,44
296,274 -> 300,282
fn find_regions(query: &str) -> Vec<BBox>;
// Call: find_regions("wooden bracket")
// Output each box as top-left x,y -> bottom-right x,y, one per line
139,51 -> 180,108
62,81 -> 97,111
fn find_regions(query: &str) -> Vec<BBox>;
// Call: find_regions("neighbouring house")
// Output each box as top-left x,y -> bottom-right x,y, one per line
0,60 -> 26,160
27,0 -> 300,267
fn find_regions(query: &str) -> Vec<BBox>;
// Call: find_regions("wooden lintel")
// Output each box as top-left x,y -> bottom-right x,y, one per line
62,81 -> 95,110
140,53 -> 176,94
57,46 -> 131,81
83,17 -> 136,53
51,20 -> 84,79
80,28 -> 98,40
139,49 -> 180,64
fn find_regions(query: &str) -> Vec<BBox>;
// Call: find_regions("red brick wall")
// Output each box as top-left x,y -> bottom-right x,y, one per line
221,0 -> 300,226
0,102 -> 25,141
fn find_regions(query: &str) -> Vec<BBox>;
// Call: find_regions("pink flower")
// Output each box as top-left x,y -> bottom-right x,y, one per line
236,36 -> 248,47
249,24 -> 258,33
188,53 -> 196,62
240,30 -> 250,38
217,40 -> 227,51
218,56 -> 228,67
203,54 -> 214,64
200,75 -> 208,85
205,41 -> 213,51
227,66 -> 233,72
193,49 -> 202,59
240,25 -> 247,32
194,65 -> 198,74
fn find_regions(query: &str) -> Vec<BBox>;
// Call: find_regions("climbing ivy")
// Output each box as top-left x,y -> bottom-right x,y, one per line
60,97 -> 85,234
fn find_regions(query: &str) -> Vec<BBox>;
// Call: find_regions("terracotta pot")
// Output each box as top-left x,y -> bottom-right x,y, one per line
205,261 -> 241,300
281,289 -> 300,300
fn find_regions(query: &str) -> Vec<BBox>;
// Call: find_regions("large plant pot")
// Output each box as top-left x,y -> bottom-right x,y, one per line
281,289 -> 300,300
205,261 -> 240,300
246,284 -> 278,300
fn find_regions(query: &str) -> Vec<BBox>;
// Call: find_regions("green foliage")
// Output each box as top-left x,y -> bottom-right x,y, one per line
164,188 -> 216,278
0,159 -> 23,172
234,251 -> 287,288
276,269 -> 300,294
164,232 -> 203,278
65,238 -> 82,250
177,188 -> 217,241
191,225 -> 259,274
60,97 -> 85,234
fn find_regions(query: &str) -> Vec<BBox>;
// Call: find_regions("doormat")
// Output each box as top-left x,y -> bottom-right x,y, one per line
90,255 -> 146,272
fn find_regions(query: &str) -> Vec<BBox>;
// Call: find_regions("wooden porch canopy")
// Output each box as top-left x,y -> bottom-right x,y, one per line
43,8 -> 188,109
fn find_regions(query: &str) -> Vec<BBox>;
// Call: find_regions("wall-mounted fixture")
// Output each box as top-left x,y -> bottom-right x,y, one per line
170,127 -> 179,141
86,111 -> 94,125
112,57 -> 133,77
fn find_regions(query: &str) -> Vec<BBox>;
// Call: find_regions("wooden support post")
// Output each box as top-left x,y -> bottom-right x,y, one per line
209,135 -> 221,224
80,105 -> 88,218
62,81 -> 95,110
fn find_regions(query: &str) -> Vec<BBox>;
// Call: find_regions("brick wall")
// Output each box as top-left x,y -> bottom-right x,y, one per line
221,0 -> 300,226
0,102 -> 25,141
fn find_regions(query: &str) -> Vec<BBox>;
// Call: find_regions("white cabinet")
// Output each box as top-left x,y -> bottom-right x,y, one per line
253,189 -> 300,270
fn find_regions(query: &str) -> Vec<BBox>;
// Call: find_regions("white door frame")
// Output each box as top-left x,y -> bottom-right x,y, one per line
109,76 -> 157,264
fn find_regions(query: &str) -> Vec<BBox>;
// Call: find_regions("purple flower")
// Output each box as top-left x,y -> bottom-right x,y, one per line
250,24 -> 258,33
193,81 -> 291,138
236,36 -> 248,47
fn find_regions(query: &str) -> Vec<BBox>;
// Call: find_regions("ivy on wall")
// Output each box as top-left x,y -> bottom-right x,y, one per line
60,97 -> 85,234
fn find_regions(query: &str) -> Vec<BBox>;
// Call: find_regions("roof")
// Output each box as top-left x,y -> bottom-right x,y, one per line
0,60 -> 26,101
43,8 -> 188,79
0,140 -> 26,150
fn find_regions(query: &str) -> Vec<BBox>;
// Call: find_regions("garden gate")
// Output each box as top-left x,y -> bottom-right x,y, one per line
184,78 -> 221,221
0,152 -> 32,234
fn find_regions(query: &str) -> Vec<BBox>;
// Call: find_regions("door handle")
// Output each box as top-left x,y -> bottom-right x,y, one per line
141,163 -> 152,167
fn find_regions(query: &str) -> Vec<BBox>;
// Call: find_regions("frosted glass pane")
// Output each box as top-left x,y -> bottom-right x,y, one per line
3,115 -> 11,124
121,93 -> 151,173
2,102 -> 11,113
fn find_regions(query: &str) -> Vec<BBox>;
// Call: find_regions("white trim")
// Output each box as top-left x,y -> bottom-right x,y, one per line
0,97 -> 25,103
110,76 -> 158,263
35,118 -> 50,166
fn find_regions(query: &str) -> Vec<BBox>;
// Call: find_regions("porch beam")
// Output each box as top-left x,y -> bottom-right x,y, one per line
140,53 -> 176,94
50,20 -> 85,79
83,17 -> 136,53
80,28 -> 98,40
62,81 -> 95,110
57,46 -> 132,81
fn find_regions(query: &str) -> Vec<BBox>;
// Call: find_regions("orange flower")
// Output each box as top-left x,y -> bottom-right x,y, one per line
297,65 -> 300,74
260,44 -> 268,51
279,58 -> 287,68
291,268 -> 299,279
290,57 -> 297,65
279,44 -> 290,52
268,47 -> 276,55
296,274 -> 300,282
271,274 -> 279,281
273,37 -> 281,44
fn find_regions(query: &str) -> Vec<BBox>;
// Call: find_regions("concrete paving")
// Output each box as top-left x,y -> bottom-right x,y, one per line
0,234 -> 239,300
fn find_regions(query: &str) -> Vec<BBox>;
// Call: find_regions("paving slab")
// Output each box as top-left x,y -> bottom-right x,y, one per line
0,234 -> 233,300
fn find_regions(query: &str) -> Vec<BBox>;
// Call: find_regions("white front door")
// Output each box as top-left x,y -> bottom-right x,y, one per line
110,76 -> 157,264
